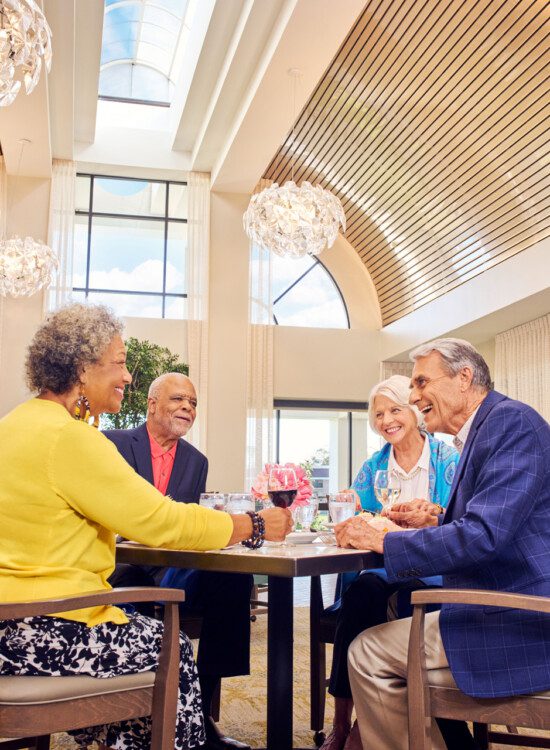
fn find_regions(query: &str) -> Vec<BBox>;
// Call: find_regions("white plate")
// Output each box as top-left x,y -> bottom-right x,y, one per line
286,530 -> 333,545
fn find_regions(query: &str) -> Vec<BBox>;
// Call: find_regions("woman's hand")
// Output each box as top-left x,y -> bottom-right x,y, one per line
258,507 -> 293,542
334,514 -> 401,553
227,507 -> 292,545
383,498 -> 441,528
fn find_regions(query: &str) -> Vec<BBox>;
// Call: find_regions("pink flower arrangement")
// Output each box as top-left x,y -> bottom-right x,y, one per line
251,463 -> 313,508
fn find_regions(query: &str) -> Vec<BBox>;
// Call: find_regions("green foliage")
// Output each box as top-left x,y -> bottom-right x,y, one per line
301,448 -> 330,476
102,337 -> 188,429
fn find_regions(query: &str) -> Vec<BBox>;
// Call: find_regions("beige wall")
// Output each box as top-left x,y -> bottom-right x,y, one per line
0,177 -> 50,417
122,316 -> 187,359
476,338 -> 496,377
274,327 -> 380,401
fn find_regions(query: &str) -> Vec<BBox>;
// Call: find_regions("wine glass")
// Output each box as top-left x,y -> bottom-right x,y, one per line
268,466 -> 298,545
267,466 -> 298,508
373,470 -> 401,513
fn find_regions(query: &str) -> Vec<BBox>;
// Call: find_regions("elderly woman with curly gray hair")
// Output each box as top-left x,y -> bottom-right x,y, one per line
0,303 -> 291,750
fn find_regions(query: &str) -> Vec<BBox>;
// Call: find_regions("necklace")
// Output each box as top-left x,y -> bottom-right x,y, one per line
392,464 -> 422,480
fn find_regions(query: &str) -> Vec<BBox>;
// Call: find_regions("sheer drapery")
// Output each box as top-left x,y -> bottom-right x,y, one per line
495,314 -> 550,422
46,160 -> 76,312
185,172 -> 210,453
0,157 -> 6,376
380,361 -> 413,381
245,179 -> 274,490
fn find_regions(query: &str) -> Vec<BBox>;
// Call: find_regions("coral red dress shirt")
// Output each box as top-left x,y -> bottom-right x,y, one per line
147,428 -> 177,496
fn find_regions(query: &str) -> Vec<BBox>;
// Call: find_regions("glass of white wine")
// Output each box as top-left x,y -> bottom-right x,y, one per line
373,470 -> 401,512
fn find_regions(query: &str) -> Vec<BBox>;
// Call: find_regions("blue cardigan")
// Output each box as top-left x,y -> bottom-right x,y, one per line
352,432 -> 458,513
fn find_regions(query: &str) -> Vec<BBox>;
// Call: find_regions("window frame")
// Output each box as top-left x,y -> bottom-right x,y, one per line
274,399 -> 368,488
74,173 -> 188,319
272,256 -> 350,329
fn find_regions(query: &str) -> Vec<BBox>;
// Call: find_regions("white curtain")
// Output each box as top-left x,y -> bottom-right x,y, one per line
185,172 -> 210,453
0,157 -> 6,377
245,179 -> 274,490
495,314 -> 550,422
46,159 -> 76,312
380,361 -> 413,380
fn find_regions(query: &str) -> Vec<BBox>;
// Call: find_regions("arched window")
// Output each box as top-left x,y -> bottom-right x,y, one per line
99,0 -> 189,105
271,254 -> 349,328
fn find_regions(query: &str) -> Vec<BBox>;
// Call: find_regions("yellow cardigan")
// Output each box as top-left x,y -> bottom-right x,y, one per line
0,398 -> 233,626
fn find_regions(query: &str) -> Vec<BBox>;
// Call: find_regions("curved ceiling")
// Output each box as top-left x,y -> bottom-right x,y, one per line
264,0 -> 549,326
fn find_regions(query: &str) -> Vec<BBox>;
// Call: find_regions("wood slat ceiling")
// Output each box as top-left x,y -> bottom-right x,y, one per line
264,0 -> 549,326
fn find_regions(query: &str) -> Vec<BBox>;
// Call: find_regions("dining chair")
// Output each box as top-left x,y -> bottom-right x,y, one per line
310,575 -> 339,746
0,587 -> 184,750
407,588 -> 550,750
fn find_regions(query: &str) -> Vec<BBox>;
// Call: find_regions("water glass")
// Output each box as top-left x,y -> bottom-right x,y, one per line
328,491 -> 356,525
226,493 -> 255,514
293,496 -> 319,531
199,493 -> 227,511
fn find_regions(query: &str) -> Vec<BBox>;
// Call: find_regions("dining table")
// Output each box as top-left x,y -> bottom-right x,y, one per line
117,538 -> 381,750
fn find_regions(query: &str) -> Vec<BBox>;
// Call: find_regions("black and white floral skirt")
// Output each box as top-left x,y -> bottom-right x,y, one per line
0,612 -> 205,749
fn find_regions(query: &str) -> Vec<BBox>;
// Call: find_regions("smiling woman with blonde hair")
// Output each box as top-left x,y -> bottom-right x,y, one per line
354,374 -> 457,513
319,374 -> 458,750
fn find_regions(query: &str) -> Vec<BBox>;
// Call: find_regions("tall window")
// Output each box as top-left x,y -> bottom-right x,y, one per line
274,401 -> 379,491
272,254 -> 349,328
250,247 -> 349,328
73,174 -> 187,319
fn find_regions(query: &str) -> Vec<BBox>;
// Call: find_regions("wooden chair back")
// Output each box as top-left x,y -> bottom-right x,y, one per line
0,587 -> 184,750
407,588 -> 550,750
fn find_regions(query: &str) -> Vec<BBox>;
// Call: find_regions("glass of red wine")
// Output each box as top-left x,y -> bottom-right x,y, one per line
268,466 -> 298,545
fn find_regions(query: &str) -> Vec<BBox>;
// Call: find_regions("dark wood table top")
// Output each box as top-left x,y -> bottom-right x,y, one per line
117,540 -> 382,577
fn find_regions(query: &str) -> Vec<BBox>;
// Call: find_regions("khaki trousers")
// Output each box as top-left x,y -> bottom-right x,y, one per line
348,610 -> 448,750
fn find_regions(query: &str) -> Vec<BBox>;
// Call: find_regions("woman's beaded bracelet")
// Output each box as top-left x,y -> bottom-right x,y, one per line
241,511 -> 265,549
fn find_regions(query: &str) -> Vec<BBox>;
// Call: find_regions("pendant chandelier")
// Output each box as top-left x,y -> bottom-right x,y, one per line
0,235 -> 58,297
243,180 -> 346,259
243,70 -> 346,260
0,139 -> 58,298
0,0 -> 53,107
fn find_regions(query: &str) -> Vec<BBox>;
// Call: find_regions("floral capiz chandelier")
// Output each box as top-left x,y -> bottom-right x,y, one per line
0,235 -> 58,297
0,0 -> 52,107
243,180 -> 346,259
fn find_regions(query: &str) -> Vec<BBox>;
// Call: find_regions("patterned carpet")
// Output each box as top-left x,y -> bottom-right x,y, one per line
22,606 -> 548,748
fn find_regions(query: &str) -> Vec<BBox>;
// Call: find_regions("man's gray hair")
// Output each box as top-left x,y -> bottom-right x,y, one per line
409,338 -> 492,391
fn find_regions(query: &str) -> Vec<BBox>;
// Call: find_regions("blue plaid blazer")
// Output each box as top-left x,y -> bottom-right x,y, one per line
384,390 -> 550,698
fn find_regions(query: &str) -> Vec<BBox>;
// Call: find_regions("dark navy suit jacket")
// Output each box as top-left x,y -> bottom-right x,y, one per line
103,423 -> 208,504
384,390 -> 550,698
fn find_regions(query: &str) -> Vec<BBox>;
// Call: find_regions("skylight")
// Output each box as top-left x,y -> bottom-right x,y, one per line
99,0 -> 190,106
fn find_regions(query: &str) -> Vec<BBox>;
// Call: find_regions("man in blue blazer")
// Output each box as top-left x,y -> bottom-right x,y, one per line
336,339 -> 550,750
105,372 -> 252,750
